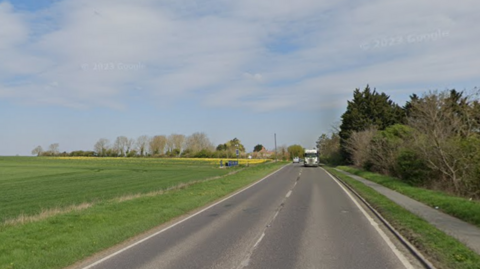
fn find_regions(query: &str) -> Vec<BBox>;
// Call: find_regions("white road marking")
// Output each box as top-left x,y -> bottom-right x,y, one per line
238,168 -> 300,269
82,165 -> 288,269
253,233 -> 265,249
272,211 -> 280,221
323,169 -> 414,269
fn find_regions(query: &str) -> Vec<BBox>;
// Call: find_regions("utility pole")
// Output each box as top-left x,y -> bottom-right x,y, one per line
274,133 -> 277,162
235,144 -> 239,166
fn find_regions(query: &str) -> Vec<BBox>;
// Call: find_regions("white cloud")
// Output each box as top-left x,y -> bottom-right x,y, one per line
0,0 -> 479,112
0,2 -> 53,80
0,2 -> 27,49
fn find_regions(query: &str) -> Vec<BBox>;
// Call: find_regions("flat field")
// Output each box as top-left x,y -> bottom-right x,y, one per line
0,157 -> 261,224
0,156 -> 282,269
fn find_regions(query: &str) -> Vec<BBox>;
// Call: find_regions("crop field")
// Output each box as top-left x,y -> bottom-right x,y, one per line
0,156 -> 281,269
0,157 -> 267,225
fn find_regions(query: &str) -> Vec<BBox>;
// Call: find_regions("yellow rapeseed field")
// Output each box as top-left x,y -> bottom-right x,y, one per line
180,158 -> 269,165
52,156 -> 269,165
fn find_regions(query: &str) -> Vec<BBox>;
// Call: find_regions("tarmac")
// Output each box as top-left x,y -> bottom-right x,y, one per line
334,169 -> 480,255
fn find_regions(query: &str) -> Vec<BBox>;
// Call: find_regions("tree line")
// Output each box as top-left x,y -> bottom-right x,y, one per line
317,85 -> 480,198
32,132 -> 306,160
34,132 -> 227,158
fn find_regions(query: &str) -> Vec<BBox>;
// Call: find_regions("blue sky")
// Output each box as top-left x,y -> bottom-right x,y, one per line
1,0 -> 479,156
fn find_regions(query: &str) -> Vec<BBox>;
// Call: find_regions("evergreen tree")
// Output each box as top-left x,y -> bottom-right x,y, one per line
216,144 -> 227,151
403,93 -> 419,118
253,144 -> 264,152
339,85 -> 405,163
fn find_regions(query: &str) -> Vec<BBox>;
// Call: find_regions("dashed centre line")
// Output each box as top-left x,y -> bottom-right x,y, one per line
237,167 -> 302,269
286,190 -> 292,198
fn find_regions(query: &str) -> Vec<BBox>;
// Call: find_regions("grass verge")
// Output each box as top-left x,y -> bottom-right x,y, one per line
324,167 -> 480,269
336,166 -> 480,228
0,161 -> 286,269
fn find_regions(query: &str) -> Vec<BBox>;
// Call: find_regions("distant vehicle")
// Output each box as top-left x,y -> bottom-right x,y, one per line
304,149 -> 319,167
293,157 -> 300,163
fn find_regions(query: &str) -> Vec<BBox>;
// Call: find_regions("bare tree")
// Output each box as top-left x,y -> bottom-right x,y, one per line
94,138 -> 109,157
150,135 -> 167,156
277,144 -> 289,160
166,135 -> 175,153
344,128 -> 377,168
169,134 -> 185,154
32,146 -> 44,156
114,136 -> 129,157
369,138 -> 398,175
185,132 -> 213,154
48,143 -> 60,156
136,135 -> 150,156
126,138 -> 135,156
408,90 -> 480,195
172,134 -> 186,150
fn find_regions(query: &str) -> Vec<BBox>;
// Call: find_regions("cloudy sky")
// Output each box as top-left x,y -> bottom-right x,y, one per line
1,0 -> 478,156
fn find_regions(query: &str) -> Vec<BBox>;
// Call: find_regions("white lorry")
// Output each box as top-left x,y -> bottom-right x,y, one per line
304,149 -> 319,167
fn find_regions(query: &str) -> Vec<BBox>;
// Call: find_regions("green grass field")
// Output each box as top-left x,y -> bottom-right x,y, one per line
0,157 -> 235,223
0,157 -> 284,269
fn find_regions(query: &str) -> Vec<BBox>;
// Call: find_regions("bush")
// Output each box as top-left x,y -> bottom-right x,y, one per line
193,149 -> 213,158
395,149 -> 431,186
317,133 -> 343,165
368,124 -> 413,175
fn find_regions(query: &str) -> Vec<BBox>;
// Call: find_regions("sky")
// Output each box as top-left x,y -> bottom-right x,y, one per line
1,0 -> 479,156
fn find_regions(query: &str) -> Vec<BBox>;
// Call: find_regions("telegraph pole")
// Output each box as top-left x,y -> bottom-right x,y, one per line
274,133 -> 277,162
235,144 -> 239,166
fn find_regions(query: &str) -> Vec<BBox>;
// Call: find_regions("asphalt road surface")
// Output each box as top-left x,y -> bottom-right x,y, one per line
80,164 -> 417,269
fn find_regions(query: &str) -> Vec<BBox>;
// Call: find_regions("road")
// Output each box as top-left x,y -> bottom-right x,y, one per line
80,164 -> 418,269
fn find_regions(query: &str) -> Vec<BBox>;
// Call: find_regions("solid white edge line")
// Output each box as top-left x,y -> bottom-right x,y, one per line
82,164 -> 289,269
323,169 -> 414,269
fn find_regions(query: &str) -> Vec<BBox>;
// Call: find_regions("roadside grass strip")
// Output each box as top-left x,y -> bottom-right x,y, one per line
336,166 -> 480,228
325,167 -> 480,269
0,161 -> 286,269
2,203 -> 94,227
